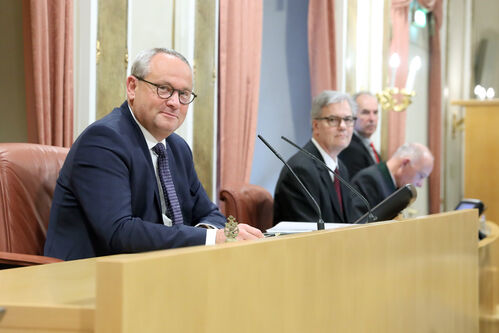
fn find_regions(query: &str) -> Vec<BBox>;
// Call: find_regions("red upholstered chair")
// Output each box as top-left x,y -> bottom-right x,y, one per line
219,184 -> 274,232
0,143 -> 69,268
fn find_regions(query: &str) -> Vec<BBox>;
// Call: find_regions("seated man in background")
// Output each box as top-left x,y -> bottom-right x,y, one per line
45,48 -> 262,261
273,90 -> 363,225
338,92 -> 381,177
351,142 -> 434,207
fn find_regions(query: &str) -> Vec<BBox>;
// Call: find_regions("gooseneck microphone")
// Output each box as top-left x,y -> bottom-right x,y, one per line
257,135 -> 325,230
281,136 -> 376,223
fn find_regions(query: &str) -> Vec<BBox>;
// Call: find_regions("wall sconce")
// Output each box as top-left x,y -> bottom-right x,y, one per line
377,54 -> 421,113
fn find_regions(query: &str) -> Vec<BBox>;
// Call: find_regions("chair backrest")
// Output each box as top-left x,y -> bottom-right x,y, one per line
0,143 -> 69,255
219,184 -> 274,232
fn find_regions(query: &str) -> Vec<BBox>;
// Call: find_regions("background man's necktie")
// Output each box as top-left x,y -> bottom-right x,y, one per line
370,142 -> 381,163
334,167 -> 344,216
152,143 -> 184,225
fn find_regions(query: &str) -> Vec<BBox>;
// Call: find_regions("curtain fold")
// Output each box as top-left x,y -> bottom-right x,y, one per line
418,0 -> 443,213
307,0 -> 337,98
22,0 -> 73,147
387,0 -> 411,158
218,0 -> 263,191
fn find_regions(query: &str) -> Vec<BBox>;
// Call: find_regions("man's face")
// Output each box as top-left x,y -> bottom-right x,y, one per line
312,100 -> 354,157
396,155 -> 434,188
126,53 -> 192,141
354,94 -> 379,138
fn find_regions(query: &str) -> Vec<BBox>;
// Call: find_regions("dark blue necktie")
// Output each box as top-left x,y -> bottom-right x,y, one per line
152,143 -> 183,225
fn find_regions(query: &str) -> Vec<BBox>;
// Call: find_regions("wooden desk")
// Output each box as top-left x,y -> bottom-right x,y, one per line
0,211 -> 479,333
479,221 -> 499,332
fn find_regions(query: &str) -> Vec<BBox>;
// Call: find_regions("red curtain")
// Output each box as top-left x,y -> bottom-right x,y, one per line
308,0 -> 337,97
418,0 -> 443,213
22,0 -> 73,147
218,0 -> 263,191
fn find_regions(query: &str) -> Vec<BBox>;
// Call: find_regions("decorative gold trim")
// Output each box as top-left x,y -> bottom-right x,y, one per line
96,40 -> 101,64
452,112 -> 465,139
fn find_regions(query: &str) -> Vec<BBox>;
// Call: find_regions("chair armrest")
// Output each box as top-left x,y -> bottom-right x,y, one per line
0,251 -> 63,267
219,184 -> 274,232
219,187 -> 242,218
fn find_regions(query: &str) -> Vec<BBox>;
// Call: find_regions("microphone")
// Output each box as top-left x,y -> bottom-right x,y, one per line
353,184 -> 417,224
280,136 -> 376,223
257,135 -> 325,230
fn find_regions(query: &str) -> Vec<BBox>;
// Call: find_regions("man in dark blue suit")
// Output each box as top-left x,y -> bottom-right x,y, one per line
45,48 -> 263,260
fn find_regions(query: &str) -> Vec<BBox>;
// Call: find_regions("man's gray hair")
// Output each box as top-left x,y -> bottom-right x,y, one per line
352,91 -> 376,103
130,48 -> 191,78
393,143 -> 433,163
310,90 -> 357,122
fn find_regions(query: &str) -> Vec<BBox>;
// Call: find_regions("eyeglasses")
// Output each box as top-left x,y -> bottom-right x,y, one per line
135,76 -> 197,105
315,115 -> 357,127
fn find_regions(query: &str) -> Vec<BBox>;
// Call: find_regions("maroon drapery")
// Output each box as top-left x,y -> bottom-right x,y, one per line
22,0 -> 73,147
308,0 -> 337,97
387,0 -> 411,158
218,0 -> 263,191
418,0 -> 443,214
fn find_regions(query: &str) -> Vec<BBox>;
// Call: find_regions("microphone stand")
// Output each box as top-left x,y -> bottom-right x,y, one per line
257,135 -> 325,230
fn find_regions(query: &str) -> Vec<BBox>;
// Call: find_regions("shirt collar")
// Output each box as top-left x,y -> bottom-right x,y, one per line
311,137 -> 338,171
354,130 -> 371,146
128,103 -> 165,149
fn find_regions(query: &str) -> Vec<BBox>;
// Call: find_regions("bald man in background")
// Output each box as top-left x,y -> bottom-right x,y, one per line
351,143 -> 434,207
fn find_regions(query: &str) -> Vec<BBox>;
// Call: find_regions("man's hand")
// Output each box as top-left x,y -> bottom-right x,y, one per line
215,223 -> 264,244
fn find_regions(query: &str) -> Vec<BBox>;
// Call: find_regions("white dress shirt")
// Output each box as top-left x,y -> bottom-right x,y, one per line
311,138 -> 338,184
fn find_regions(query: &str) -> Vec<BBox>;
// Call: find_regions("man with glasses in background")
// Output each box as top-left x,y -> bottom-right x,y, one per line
339,92 -> 381,177
273,90 -> 363,225
45,48 -> 262,261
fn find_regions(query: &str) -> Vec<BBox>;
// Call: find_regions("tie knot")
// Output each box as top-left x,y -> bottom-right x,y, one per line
153,143 -> 166,157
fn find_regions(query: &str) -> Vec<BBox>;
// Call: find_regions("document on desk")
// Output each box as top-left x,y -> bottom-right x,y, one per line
266,222 -> 354,234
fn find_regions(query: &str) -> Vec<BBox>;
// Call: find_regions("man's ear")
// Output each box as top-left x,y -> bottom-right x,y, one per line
401,157 -> 411,168
126,76 -> 137,100
312,119 -> 319,131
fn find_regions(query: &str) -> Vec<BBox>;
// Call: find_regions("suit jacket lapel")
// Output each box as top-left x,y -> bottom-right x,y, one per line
121,102 -> 163,217
305,142 -> 345,223
353,133 -> 376,164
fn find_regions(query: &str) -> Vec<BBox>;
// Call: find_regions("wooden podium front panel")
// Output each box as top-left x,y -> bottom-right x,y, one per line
0,258 -> 96,332
453,100 -> 499,223
95,211 -> 478,333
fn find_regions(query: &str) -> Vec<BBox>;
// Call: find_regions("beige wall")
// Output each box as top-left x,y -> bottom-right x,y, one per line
0,0 -> 27,142
472,0 -> 499,92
